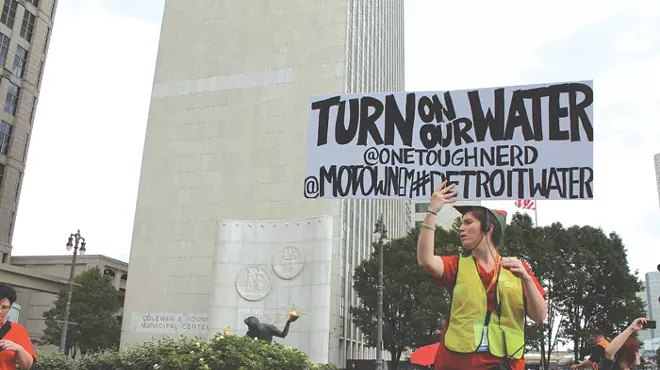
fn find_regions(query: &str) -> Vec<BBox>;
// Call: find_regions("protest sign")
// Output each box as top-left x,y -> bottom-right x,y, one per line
304,81 -> 593,200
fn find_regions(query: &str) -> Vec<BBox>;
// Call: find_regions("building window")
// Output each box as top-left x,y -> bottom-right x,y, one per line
37,60 -> 43,84
0,32 -> 9,67
50,0 -> 56,20
0,0 -> 17,29
6,211 -> 14,242
12,45 -> 27,78
20,10 -> 35,42
28,96 -> 36,124
0,120 -> 12,154
415,202 -> 430,213
339,296 -> 345,319
4,83 -> 19,116
27,0 -> 38,7
21,132 -> 27,162
43,27 -> 50,53
14,171 -> 20,200
0,163 -> 4,187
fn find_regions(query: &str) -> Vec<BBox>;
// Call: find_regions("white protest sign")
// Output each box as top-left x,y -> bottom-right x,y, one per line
304,81 -> 593,200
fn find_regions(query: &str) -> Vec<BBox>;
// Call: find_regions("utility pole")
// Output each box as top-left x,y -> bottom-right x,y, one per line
373,215 -> 388,370
59,230 -> 86,354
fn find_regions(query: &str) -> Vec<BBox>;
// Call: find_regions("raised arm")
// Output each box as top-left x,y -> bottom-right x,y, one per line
604,318 -> 648,360
417,181 -> 457,278
267,321 -> 292,338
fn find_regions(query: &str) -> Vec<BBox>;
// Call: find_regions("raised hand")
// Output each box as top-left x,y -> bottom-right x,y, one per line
429,180 -> 458,213
0,339 -> 23,352
628,317 -> 649,332
501,258 -> 531,281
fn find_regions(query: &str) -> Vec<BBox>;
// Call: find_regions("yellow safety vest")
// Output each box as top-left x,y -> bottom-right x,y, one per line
444,255 -> 526,359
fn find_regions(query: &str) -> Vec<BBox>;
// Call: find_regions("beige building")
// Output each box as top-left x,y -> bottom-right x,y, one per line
3,254 -> 127,341
11,254 -> 128,293
0,263 -> 67,333
122,0 -> 408,366
0,0 -> 58,262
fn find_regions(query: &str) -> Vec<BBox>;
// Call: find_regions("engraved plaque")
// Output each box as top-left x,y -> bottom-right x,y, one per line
273,245 -> 304,279
236,265 -> 272,301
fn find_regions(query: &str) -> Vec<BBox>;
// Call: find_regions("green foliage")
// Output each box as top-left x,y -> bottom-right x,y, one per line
309,364 -> 340,370
553,225 -> 644,363
350,225 -> 460,366
30,335 -> 334,370
501,213 -> 645,367
42,267 -> 122,356
28,350 -> 76,370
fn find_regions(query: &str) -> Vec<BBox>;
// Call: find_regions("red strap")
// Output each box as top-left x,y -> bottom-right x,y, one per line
485,254 -> 501,293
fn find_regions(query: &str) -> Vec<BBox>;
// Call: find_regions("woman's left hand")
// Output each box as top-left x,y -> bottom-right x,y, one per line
501,258 -> 530,281
0,339 -> 24,352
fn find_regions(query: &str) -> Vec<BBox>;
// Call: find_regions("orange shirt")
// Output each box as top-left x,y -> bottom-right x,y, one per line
432,255 -> 547,370
0,322 -> 36,370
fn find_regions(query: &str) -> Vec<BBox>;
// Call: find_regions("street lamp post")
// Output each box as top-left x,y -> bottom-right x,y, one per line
59,230 -> 86,355
373,215 -> 388,370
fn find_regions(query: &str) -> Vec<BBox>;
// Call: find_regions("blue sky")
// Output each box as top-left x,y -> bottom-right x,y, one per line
12,0 -> 660,277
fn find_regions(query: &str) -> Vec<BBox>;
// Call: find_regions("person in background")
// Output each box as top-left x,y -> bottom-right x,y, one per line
417,181 -> 548,370
597,318 -> 649,370
570,328 -> 610,369
0,283 -> 36,370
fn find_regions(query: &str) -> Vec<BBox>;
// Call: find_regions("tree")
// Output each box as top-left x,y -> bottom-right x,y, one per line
501,215 -> 575,368
350,226 -> 459,367
553,226 -> 645,363
43,267 -> 123,357
500,213 -> 645,367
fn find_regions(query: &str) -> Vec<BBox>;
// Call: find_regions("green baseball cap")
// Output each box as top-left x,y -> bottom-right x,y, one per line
453,206 -> 507,235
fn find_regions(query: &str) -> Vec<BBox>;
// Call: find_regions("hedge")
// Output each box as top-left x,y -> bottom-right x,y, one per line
28,334 -> 340,370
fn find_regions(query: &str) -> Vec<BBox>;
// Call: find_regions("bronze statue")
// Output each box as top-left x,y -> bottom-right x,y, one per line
244,312 -> 299,343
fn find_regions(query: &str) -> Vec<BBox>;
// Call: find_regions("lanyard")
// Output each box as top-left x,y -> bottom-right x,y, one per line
485,254 -> 501,293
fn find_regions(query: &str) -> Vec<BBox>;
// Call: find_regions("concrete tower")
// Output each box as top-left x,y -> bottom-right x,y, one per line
121,0 -> 408,366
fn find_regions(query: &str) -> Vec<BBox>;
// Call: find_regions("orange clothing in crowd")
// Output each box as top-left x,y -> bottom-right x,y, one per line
0,322 -> 36,370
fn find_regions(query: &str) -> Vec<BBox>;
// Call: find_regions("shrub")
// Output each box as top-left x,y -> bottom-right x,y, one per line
120,336 -> 203,370
29,335 -> 337,370
204,334 -> 310,370
75,350 -> 122,370
28,350 -> 75,370
310,364 -> 340,370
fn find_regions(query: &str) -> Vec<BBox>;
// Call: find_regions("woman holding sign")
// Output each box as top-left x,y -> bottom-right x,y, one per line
417,181 -> 547,370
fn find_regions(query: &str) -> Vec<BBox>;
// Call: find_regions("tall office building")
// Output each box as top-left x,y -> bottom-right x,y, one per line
0,0 -> 57,263
121,0 -> 407,366
640,270 -> 660,356
411,200 -> 482,229
655,153 -> 660,209
644,271 -> 660,340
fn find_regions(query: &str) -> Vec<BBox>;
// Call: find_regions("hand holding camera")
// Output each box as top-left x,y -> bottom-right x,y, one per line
628,317 -> 655,332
